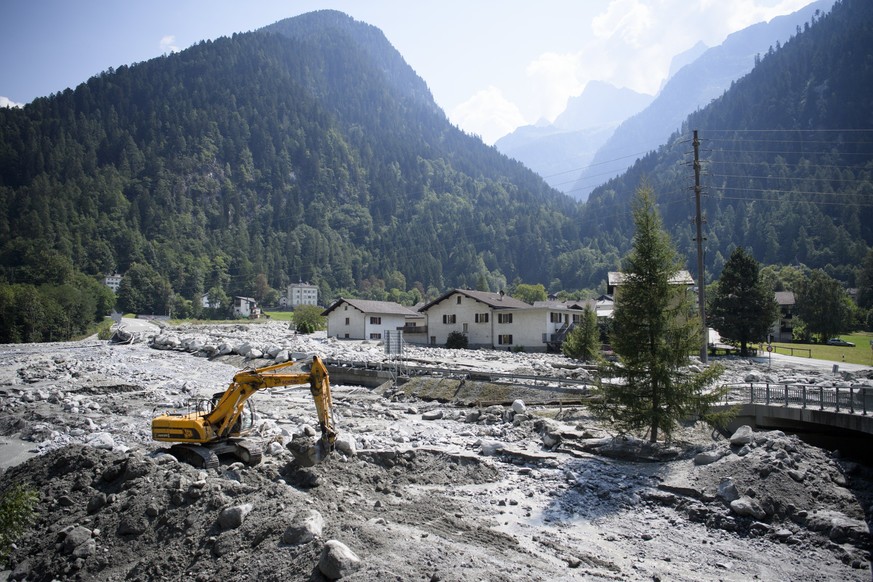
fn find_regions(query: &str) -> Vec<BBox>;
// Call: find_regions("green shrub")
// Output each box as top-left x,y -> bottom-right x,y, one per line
445,331 -> 468,349
0,484 -> 38,564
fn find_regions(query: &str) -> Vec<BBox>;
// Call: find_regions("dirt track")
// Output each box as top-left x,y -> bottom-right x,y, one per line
0,321 -> 871,580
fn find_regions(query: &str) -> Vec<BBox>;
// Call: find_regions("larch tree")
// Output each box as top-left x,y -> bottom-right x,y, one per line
591,185 -> 728,443
709,247 -> 779,356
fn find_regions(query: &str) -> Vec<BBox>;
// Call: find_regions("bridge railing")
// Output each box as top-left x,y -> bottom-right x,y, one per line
724,383 -> 873,415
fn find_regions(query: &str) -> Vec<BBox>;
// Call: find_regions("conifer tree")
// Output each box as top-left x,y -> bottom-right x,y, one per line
709,247 -> 779,356
562,305 -> 600,361
591,185 -> 727,443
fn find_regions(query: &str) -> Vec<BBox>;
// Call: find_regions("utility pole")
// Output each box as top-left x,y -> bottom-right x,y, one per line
693,130 -> 708,364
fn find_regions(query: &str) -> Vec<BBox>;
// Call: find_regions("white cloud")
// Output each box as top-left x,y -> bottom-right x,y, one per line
159,35 -> 179,54
449,86 -> 526,145
525,52 -> 586,122
0,96 -> 23,108
592,0 -> 654,48
451,0 -> 825,139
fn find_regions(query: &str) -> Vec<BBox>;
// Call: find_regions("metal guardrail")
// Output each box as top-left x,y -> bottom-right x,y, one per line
724,382 -> 873,415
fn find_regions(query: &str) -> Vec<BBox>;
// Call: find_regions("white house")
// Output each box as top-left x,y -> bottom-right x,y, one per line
322,298 -> 419,341
104,273 -> 123,293
607,270 -> 695,296
233,296 -> 260,319
771,291 -> 796,342
419,289 -> 529,349
418,289 -> 611,352
287,282 -> 319,307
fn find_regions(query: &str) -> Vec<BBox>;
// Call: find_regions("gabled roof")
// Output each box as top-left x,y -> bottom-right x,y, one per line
322,297 -> 419,317
608,270 -> 695,286
532,300 -> 591,310
421,289 -> 530,312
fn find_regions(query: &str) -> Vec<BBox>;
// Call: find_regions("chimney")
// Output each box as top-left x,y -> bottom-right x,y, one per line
498,290 -> 504,301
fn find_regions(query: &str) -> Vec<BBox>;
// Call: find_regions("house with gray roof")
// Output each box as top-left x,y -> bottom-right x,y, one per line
419,289 -> 594,352
322,298 -> 420,341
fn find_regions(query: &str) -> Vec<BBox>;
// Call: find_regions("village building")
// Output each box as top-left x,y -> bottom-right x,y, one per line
417,289 -> 598,352
607,270 -> 696,297
232,296 -> 260,319
771,290 -> 796,342
322,298 -> 419,341
104,273 -> 123,293
418,289 -> 529,349
287,282 -> 319,308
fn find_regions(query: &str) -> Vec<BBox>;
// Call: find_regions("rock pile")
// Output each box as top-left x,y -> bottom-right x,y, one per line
2,321 -> 872,581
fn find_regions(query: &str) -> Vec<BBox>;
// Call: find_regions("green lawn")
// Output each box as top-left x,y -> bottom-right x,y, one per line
264,311 -> 294,322
769,331 -> 873,366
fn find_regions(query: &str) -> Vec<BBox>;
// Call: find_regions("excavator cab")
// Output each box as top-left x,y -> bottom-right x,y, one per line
152,355 -> 337,468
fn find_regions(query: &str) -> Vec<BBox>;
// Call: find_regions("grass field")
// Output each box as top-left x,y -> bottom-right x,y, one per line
769,331 -> 873,366
264,311 -> 294,321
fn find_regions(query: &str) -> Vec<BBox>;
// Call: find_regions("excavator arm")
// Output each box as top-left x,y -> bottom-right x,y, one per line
152,355 -> 336,466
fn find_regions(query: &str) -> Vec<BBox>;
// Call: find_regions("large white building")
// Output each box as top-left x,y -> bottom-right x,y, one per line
104,273 -> 123,293
322,298 -> 419,341
287,282 -> 319,307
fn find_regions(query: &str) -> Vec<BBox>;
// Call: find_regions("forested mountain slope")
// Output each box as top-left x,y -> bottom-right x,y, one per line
0,10 -> 580,306
571,0 -> 836,202
580,0 -> 873,287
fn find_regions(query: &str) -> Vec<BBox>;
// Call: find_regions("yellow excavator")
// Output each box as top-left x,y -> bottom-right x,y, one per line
151,355 -> 336,468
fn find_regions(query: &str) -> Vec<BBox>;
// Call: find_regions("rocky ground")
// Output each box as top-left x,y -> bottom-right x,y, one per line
0,320 -> 872,581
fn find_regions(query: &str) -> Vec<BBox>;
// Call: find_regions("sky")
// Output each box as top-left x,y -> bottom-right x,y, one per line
0,0 -> 816,144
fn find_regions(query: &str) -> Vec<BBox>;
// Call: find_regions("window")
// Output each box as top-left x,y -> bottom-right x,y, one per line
550,312 -> 562,323
498,313 -> 513,324
369,332 -> 382,340
498,334 -> 513,345
573,313 -> 581,323
462,323 -> 468,333
456,296 -> 462,304
370,316 -> 381,325
442,314 -> 456,324
475,313 -> 489,323
345,317 -> 350,325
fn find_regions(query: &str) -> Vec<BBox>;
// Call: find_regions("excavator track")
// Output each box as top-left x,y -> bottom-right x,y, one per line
168,444 -> 220,469
233,439 -> 263,465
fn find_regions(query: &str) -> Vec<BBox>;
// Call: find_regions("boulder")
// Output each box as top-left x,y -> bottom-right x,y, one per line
218,503 -> 253,530
335,435 -> 357,457
318,539 -> 362,579
282,509 -> 324,545
61,526 -> 94,556
730,496 -> 767,520
235,342 -> 254,357
421,410 -> 443,421
511,399 -> 526,414
693,450 -> 724,466
479,440 -> 505,456
729,425 -> 754,446
716,478 -> 740,503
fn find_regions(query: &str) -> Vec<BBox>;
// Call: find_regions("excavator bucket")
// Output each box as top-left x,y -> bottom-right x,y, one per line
287,434 -> 332,467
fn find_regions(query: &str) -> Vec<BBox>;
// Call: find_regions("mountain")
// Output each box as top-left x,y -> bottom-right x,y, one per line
570,0 -> 837,201
0,10 -> 583,318
663,42 -> 708,87
494,82 -> 652,194
578,0 -> 873,288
